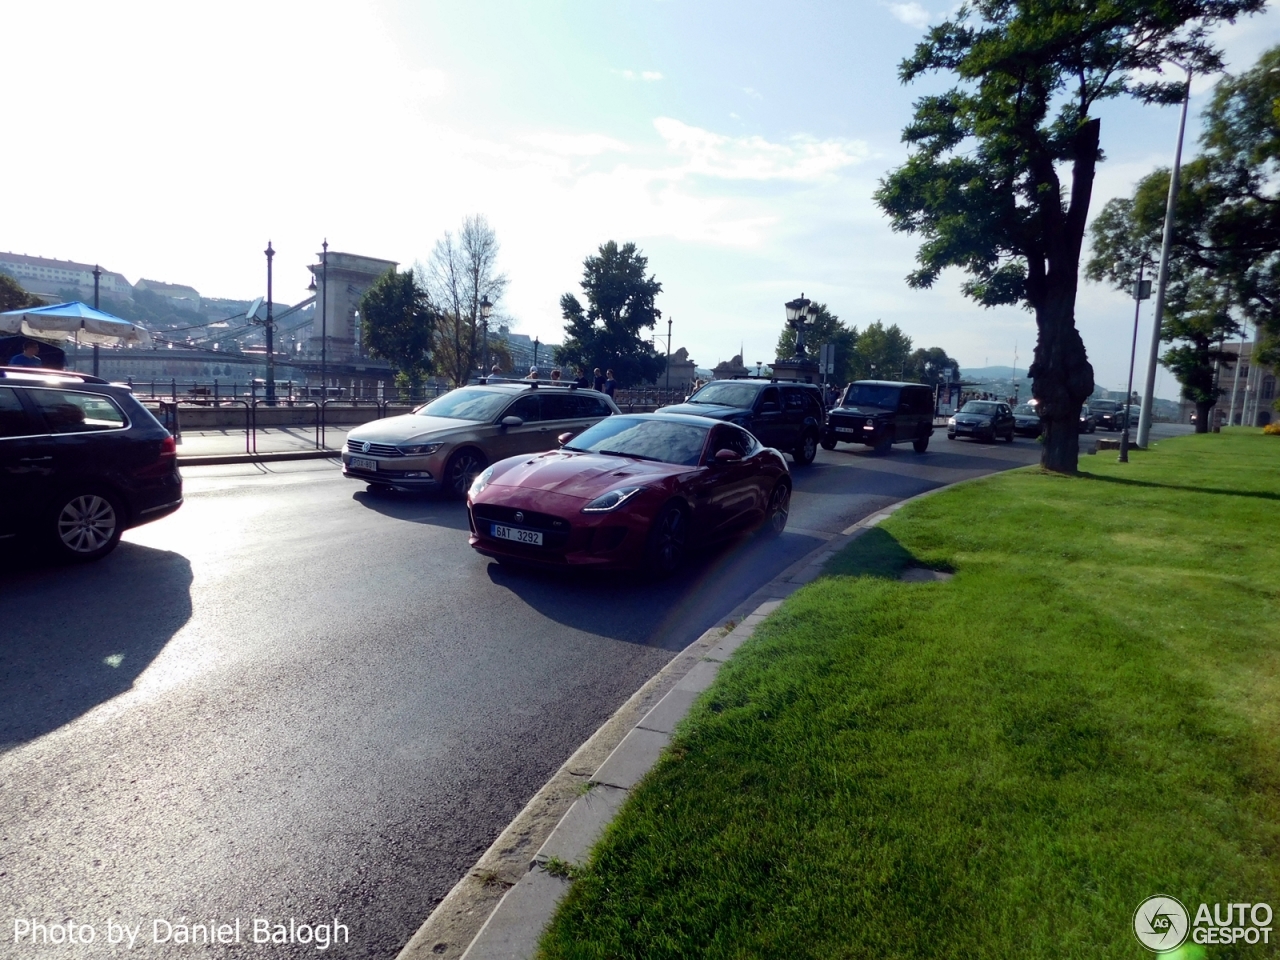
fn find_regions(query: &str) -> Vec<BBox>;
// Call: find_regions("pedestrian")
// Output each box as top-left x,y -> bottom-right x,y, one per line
488,363 -> 504,382
7,340 -> 42,367
592,367 -> 605,392
573,366 -> 589,389
550,367 -> 562,382
526,366 -> 539,379
603,369 -> 617,398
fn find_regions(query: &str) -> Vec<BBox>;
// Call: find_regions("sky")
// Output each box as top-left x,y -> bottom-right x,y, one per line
4,0 -> 1280,397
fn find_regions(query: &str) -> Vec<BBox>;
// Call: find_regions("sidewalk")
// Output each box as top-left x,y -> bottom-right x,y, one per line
176,427 -> 343,465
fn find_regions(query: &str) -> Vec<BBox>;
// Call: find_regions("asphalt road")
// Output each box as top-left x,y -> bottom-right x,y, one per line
0,426 -> 1188,958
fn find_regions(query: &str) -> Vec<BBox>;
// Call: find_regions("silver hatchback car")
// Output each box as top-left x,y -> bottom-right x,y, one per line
342,382 -> 620,497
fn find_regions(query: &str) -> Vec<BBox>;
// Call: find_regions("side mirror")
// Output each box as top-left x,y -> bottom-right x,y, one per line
501,416 -> 524,427
759,401 -> 779,413
712,448 -> 743,464
557,432 -> 575,446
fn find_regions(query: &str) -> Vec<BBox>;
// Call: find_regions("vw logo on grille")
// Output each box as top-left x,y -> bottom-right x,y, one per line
361,441 -> 372,453
514,511 -> 524,523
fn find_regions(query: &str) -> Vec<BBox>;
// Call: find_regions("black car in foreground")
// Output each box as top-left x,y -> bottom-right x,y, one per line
948,400 -> 1016,443
0,366 -> 183,561
822,380 -> 936,453
661,378 -> 825,465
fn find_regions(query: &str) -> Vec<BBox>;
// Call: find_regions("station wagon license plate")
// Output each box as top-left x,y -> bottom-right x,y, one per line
491,524 -> 543,546
350,456 -> 378,471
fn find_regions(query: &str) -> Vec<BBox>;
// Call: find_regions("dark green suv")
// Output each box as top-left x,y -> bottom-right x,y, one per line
822,381 -> 936,454
661,378 -> 825,465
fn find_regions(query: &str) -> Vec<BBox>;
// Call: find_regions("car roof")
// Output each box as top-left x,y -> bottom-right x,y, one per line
459,381 -> 612,398
0,366 -> 121,389
847,379 -> 928,389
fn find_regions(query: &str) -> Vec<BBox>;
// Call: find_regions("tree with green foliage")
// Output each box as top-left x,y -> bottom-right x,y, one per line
905,346 -> 961,388
854,320 -> 914,380
874,0 -> 1262,473
0,272 -> 43,312
555,241 -> 665,387
360,267 -> 437,395
775,303 -> 859,383
1088,165 -> 1240,432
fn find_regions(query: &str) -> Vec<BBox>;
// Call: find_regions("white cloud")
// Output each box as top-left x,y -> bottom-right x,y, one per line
616,69 -> 664,81
652,118 -> 868,181
886,2 -> 932,29
520,133 -> 632,156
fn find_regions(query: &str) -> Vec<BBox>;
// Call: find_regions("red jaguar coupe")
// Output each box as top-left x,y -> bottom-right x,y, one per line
466,413 -> 791,575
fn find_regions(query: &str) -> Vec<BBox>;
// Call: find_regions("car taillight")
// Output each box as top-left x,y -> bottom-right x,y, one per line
159,436 -> 177,458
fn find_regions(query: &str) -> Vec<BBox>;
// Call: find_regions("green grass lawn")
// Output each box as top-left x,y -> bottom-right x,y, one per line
538,431 -> 1280,959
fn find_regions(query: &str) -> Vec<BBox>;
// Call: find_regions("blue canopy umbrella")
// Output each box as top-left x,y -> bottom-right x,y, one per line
0,300 -> 152,347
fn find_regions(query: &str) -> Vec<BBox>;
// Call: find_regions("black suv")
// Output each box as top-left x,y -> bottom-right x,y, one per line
0,367 -> 183,561
661,378 -> 825,465
1087,399 -> 1124,431
823,381 -> 936,453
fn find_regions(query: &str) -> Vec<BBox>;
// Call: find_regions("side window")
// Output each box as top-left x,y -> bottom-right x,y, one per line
757,387 -> 780,411
707,425 -> 754,460
540,394 -> 578,422
911,389 -> 934,415
27,389 -> 127,433
781,388 -> 806,412
588,396 -> 613,418
504,394 -> 541,423
0,387 -> 35,438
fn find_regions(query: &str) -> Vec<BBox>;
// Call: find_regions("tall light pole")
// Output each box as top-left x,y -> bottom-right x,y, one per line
1137,69 -> 1192,449
1119,258 -> 1152,463
264,241 -> 276,404
665,316 -> 672,392
321,240 -> 328,403
532,336 -> 540,374
91,264 -> 101,376
479,294 -> 493,375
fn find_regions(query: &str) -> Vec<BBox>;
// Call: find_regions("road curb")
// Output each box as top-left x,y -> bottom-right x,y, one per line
177,449 -> 342,467
395,470 -> 1005,960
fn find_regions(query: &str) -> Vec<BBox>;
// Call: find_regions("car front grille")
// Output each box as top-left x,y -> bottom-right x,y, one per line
471,504 -> 571,550
347,439 -> 404,457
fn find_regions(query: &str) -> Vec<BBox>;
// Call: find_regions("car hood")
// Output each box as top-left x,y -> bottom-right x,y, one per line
954,413 -> 992,421
346,413 -> 476,444
832,404 -> 893,417
658,402 -> 742,420
488,451 -> 691,500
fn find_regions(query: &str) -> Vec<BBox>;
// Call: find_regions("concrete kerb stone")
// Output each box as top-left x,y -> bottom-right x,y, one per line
401,472 -> 999,960
177,450 -> 342,467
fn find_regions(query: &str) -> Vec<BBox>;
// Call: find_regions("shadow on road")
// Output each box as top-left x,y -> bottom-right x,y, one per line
0,542 -> 193,752
482,527 -> 824,651
350,488 -> 472,531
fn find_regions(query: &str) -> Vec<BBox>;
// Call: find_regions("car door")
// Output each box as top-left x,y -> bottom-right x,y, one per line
751,386 -> 784,449
487,393 -> 547,461
997,403 -> 1013,435
0,386 -> 54,540
780,387 -> 808,445
539,392 -> 598,448
694,425 -> 760,538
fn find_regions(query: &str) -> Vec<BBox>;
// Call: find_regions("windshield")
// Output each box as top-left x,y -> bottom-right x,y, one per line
414,388 -> 512,422
841,384 -> 901,409
1013,404 -> 1038,416
686,382 -> 760,408
959,401 -> 1001,415
564,417 -> 709,466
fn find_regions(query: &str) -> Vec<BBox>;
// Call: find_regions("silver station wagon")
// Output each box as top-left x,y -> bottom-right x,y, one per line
342,382 -> 620,497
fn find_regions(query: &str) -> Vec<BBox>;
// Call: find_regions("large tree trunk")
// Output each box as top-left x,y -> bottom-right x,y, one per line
1030,289 -> 1094,474
1194,400 -> 1214,433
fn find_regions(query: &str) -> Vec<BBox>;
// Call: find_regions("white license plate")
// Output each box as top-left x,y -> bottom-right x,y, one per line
491,524 -> 543,546
835,426 -> 857,433
350,456 -> 378,471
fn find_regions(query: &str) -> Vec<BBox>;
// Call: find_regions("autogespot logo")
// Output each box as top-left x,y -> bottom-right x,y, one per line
1134,895 -> 1189,952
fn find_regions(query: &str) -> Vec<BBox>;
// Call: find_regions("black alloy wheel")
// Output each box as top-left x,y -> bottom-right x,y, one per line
445,448 -> 487,499
645,504 -> 688,577
794,430 -> 818,466
820,436 -> 837,451
913,435 -> 929,453
762,482 -> 790,538
50,489 -> 124,562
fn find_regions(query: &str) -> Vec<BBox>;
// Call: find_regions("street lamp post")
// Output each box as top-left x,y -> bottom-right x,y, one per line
479,295 -> 493,376
92,264 -> 101,376
665,316 -> 672,392
263,242 -> 276,404
1119,259 -> 1152,463
533,336 -> 540,374
321,240 -> 328,405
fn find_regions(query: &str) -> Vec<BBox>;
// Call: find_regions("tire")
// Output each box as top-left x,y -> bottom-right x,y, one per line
913,435 -> 929,453
761,481 -> 790,538
872,435 -> 893,455
644,503 -> 688,578
444,448 -> 487,499
48,488 -> 124,562
1005,427 -> 1015,443
820,436 -> 837,451
792,430 -> 818,466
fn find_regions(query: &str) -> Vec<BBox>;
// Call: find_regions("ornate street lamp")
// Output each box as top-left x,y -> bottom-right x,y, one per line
479,294 -> 494,375
784,294 -> 813,358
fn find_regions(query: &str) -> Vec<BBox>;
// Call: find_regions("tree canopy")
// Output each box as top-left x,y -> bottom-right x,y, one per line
360,267 -> 437,394
555,241 -> 665,387
0,273 -> 43,313
874,0 -> 1262,472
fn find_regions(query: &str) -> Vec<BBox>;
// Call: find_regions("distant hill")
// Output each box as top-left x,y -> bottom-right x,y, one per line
959,366 -> 1024,380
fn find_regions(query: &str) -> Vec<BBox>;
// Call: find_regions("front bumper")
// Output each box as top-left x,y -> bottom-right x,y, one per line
342,451 -> 442,490
467,487 -> 652,569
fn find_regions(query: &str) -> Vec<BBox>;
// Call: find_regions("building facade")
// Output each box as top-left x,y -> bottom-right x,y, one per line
0,252 -> 132,302
306,251 -> 397,363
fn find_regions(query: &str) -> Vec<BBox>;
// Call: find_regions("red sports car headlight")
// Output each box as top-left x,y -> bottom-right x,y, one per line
581,486 -> 644,513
